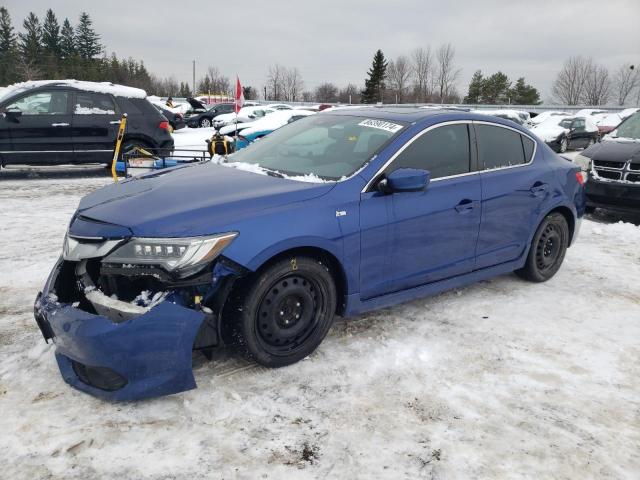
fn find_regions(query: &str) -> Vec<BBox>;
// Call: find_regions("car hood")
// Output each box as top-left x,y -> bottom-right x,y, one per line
72,163 -> 335,238
583,139 -> 640,161
186,97 -> 206,110
531,124 -> 567,141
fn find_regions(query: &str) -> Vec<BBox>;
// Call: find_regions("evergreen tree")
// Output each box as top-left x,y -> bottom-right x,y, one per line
0,7 -> 19,84
509,77 -> 541,105
60,18 -> 75,59
42,9 -> 60,56
178,81 -> 191,97
19,12 -> 42,65
75,12 -> 102,60
480,71 -> 511,104
361,49 -> 387,104
463,70 -> 483,104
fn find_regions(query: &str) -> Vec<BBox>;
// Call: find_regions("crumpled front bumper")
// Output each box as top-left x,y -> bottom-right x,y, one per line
34,258 -> 208,401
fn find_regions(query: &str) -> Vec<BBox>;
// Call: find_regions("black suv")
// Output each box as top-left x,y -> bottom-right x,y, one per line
575,112 -> 640,213
0,80 -> 174,166
184,98 -> 235,128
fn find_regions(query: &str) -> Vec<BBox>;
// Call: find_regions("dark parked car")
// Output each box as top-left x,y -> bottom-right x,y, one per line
184,98 -> 235,128
574,112 -> 640,213
0,80 -> 174,167
531,116 -> 600,153
34,108 -> 585,400
152,104 -> 185,131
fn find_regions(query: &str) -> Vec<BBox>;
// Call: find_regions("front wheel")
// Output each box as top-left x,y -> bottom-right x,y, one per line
515,212 -> 569,282
559,137 -> 568,153
234,256 -> 337,367
199,117 -> 212,128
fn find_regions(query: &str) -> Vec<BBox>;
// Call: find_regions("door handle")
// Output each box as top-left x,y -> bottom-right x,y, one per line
529,182 -> 549,197
109,121 -> 121,125
51,123 -> 70,127
455,199 -> 477,213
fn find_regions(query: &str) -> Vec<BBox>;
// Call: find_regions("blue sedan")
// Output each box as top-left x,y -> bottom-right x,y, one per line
34,108 -> 586,400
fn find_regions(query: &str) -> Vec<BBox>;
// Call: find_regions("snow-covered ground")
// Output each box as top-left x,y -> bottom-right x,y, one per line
0,168 -> 639,479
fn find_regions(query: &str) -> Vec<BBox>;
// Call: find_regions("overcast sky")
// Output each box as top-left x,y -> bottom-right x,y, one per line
4,0 -> 640,100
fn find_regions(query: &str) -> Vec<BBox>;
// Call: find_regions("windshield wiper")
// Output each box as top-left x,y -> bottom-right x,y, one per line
263,168 -> 285,178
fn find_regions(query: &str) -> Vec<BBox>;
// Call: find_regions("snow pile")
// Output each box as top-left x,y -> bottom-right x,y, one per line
74,105 -> 115,115
215,158 -> 335,184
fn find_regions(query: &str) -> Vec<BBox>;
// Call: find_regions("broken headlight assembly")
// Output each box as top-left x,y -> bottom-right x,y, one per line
100,232 -> 238,278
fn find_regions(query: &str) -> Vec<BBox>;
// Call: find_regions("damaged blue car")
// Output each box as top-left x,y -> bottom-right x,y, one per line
34,108 -> 586,401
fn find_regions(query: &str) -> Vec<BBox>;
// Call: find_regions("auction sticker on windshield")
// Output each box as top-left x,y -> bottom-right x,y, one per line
358,119 -> 403,133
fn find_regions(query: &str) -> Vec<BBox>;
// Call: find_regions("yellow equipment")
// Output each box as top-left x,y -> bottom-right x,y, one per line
111,114 -> 128,182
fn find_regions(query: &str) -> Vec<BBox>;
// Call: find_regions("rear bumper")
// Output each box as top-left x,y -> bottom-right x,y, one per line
33,258 -> 215,401
585,177 -> 640,212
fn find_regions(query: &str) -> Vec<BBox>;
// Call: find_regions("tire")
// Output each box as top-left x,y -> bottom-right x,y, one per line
559,137 -> 568,153
516,212 -> 569,282
199,117 -> 212,128
234,256 -> 337,367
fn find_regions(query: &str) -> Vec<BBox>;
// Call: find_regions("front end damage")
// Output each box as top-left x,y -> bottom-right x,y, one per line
34,243 -> 247,401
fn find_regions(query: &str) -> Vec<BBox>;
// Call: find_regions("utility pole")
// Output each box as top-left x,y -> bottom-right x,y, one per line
192,60 -> 196,96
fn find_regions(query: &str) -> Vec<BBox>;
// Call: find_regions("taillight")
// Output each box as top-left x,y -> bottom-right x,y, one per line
576,171 -> 587,186
159,121 -> 170,131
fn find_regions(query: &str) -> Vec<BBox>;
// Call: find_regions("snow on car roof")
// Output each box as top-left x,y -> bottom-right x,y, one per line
240,109 -> 316,136
0,79 -> 146,102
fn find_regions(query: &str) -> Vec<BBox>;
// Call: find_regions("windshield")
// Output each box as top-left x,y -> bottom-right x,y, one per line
559,119 -> 573,128
614,113 -> 640,140
226,114 -> 405,180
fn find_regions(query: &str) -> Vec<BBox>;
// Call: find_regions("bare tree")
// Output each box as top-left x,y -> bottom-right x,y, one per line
612,64 -> 639,106
435,43 -> 460,103
265,64 -> 285,101
387,55 -> 412,103
314,82 -> 338,103
552,56 -> 592,105
283,67 -> 304,101
197,66 -> 230,96
411,47 -> 433,103
301,91 -> 313,102
583,63 -> 611,105
338,83 -> 360,103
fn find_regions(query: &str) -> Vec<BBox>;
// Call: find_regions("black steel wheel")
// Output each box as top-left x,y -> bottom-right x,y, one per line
516,212 -> 569,282
234,256 -> 337,367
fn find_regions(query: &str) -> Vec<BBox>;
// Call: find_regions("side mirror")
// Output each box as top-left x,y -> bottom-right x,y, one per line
5,108 -> 22,121
379,168 -> 431,194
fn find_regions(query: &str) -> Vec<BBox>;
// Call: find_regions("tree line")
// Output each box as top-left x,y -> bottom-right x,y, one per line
552,56 -> 639,106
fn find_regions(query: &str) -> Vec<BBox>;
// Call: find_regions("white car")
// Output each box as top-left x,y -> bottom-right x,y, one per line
265,103 -> 293,110
213,106 -> 276,128
472,109 -> 531,127
531,116 -> 599,153
574,108 -> 608,117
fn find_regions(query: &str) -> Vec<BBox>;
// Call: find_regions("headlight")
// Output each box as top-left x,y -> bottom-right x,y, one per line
102,232 -> 237,276
574,154 -> 591,171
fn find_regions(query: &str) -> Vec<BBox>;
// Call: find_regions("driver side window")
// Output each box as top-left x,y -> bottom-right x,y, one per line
6,91 -> 69,115
386,123 -> 470,179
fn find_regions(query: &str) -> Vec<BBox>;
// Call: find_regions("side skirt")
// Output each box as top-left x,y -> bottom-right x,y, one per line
343,257 -> 526,317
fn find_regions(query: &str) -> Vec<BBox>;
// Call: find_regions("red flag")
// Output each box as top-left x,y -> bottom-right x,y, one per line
234,76 -> 244,113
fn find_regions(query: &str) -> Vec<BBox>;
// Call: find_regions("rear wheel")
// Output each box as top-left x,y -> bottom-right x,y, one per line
516,212 -> 569,282
199,117 -> 212,128
559,137 -> 568,153
234,256 -> 337,367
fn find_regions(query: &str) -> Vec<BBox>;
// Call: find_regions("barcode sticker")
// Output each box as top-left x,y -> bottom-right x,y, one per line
358,119 -> 403,133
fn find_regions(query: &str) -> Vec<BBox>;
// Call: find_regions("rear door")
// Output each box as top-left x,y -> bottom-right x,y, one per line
568,118 -> 588,148
3,89 -> 73,165
474,122 -> 553,269
72,91 -> 120,164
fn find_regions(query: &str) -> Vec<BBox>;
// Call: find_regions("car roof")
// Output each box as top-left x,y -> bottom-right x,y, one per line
0,80 -> 147,99
323,106 -> 452,123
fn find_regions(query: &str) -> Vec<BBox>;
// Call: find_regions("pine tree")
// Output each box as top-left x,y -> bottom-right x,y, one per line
509,77 -> 541,105
480,71 -> 511,104
75,12 -> 102,60
361,49 -> 387,104
19,12 -> 42,65
178,81 -> 191,97
60,18 -> 75,58
42,9 -> 60,56
0,7 -> 19,84
463,70 -> 483,104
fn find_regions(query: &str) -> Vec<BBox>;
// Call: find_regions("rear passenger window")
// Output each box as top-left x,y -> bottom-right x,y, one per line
74,92 -> 116,115
522,136 -> 535,161
476,124 -> 529,169
389,124 -> 470,179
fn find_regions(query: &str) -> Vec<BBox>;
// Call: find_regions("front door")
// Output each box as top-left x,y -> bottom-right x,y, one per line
359,122 -> 481,299
3,89 -> 73,165
72,91 -> 120,164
